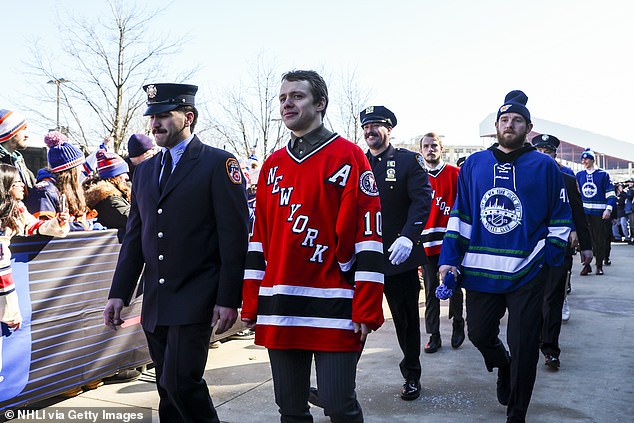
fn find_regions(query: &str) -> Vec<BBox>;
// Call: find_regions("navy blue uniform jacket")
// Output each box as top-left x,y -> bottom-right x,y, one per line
367,145 -> 432,277
109,136 -> 249,332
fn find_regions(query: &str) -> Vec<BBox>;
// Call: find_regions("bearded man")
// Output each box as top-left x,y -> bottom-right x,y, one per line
439,91 -> 573,423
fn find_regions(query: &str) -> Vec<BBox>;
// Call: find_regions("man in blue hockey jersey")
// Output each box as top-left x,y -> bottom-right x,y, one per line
576,148 -> 616,275
439,91 -> 572,423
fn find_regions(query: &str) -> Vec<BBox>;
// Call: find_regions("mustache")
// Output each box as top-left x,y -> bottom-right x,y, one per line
365,132 -> 380,138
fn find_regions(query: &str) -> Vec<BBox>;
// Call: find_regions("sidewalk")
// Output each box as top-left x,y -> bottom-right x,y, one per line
15,243 -> 634,422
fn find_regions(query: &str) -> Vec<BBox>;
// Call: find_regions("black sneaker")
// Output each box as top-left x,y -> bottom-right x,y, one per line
605,258 -> 612,266
451,320 -> 465,349
401,380 -> 421,401
497,364 -> 510,406
424,334 -> 441,353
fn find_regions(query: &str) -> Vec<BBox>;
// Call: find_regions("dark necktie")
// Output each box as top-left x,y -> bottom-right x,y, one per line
369,155 -> 378,169
159,151 -> 172,193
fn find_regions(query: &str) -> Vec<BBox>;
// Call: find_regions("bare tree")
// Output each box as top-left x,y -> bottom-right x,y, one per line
26,0 -> 193,154
198,64 -> 368,159
329,69 -> 371,145
202,58 -> 286,160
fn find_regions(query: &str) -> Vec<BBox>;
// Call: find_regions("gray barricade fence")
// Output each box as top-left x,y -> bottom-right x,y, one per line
0,230 -> 151,411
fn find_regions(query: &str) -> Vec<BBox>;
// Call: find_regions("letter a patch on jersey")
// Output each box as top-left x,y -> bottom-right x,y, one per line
327,164 -> 352,187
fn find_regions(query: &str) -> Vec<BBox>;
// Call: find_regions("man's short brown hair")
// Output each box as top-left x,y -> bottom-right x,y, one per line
282,70 -> 329,118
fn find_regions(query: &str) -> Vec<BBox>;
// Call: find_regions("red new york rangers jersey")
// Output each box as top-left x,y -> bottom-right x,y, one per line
242,135 -> 384,352
422,163 -> 459,257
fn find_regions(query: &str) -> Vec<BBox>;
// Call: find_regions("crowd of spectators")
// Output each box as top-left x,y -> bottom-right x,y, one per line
612,181 -> 634,244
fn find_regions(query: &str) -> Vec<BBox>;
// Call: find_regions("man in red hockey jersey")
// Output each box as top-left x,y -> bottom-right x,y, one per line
419,133 -> 464,353
242,70 -> 384,422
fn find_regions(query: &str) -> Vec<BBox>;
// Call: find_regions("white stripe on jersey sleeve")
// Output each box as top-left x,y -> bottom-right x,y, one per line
548,225 -> 571,242
354,271 -> 384,284
422,240 -> 443,249
339,256 -> 356,272
244,269 -> 265,280
248,242 -> 263,252
447,216 -> 472,239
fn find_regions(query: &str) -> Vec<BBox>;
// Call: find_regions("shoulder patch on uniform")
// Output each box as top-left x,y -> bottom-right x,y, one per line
359,170 -> 379,196
416,153 -> 426,170
226,158 -> 243,184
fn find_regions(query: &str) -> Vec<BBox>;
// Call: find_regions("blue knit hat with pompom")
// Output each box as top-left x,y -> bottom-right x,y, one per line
45,131 -> 85,173
580,148 -> 595,161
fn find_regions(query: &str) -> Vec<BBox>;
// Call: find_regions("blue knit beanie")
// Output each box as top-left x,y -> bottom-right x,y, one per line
36,168 -> 56,183
580,148 -> 595,161
96,149 -> 129,179
45,131 -> 85,173
496,90 -> 531,124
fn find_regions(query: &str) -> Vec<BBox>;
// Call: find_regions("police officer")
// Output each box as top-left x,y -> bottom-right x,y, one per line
532,134 -> 592,369
103,83 -> 249,423
362,105 -> 432,401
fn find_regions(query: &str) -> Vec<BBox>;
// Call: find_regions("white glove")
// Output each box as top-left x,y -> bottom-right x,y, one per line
388,236 -> 413,265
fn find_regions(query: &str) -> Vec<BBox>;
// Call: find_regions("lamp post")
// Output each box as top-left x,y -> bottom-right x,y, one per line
47,78 -> 70,131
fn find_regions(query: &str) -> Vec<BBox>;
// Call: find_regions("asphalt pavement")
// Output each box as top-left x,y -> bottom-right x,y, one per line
8,243 -> 634,423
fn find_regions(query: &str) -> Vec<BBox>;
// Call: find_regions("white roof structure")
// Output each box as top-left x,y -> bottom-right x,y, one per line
479,113 -> 634,163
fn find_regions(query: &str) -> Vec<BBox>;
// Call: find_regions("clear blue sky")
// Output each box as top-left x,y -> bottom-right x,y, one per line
2,0 -> 633,147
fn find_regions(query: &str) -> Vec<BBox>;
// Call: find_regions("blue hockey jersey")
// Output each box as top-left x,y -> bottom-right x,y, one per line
439,146 -> 573,293
575,168 -> 616,216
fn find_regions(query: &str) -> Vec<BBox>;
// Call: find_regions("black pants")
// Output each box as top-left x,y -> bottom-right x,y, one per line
466,268 -> 546,423
604,219 -> 612,259
383,268 -> 422,382
586,214 -> 609,265
422,254 -> 464,335
268,349 -> 363,423
145,323 -> 218,423
541,256 -> 572,357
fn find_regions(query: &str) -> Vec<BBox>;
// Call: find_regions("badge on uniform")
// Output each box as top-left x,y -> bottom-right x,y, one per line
146,84 -> 158,99
387,160 -> 395,167
226,158 -> 243,184
386,168 -> 396,182
416,154 -> 426,170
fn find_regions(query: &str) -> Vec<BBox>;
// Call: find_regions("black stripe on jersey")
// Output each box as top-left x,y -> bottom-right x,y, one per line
421,231 -> 444,244
355,250 -> 384,274
258,294 -> 352,320
245,250 -> 266,271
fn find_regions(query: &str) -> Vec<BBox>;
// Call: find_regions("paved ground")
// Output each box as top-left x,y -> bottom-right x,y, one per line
9,243 -> 634,422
